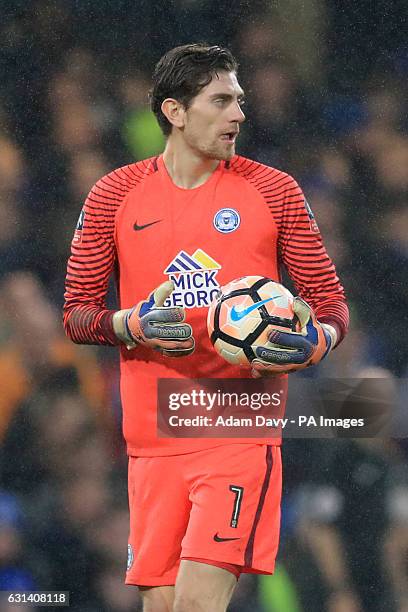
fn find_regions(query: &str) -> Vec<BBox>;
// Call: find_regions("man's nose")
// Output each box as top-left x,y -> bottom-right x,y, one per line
231,102 -> 245,123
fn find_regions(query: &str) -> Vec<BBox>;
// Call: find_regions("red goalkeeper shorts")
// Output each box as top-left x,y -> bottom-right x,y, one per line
125,443 -> 282,586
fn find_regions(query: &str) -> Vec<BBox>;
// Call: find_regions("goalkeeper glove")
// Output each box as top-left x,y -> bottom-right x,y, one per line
251,297 -> 337,377
112,280 -> 195,357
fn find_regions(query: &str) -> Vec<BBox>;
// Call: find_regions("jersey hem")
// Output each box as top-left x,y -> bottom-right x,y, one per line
126,438 -> 282,457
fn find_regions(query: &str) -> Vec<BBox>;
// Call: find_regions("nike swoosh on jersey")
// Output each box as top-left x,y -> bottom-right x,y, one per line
230,296 -> 280,321
213,533 -> 240,542
133,219 -> 163,231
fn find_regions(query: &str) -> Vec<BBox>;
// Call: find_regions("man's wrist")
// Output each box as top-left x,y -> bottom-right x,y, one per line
112,309 -> 138,349
321,322 -> 338,350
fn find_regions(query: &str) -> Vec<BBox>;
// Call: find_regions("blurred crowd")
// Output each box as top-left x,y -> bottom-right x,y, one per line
0,1 -> 407,611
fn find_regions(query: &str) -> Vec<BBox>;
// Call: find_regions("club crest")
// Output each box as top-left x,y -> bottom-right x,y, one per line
213,208 -> 240,233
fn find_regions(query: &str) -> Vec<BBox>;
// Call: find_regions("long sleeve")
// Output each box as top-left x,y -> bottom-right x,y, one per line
63,163 -> 149,345
276,175 -> 349,343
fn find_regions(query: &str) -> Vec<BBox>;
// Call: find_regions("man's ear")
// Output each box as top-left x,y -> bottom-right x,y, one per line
161,98 -> 186,130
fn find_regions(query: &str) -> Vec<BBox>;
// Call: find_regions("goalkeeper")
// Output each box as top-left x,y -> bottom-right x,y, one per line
64,43 -> 348,612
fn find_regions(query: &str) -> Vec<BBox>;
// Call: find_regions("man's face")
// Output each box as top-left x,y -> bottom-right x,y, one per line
182,71 -> 245,161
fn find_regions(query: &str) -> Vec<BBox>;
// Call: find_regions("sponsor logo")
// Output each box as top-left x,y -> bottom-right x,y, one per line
213,208 -> 240,233
163,249 -> 221,309
73,210 -> 85,244
304,199 -> 319,233
213,533 -> 240,542
134,219 -> 163,231
127,544 -> 134,571
230,296 -> 280,321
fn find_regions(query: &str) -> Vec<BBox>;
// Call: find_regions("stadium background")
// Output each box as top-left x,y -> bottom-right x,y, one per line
0,1 -> 407,610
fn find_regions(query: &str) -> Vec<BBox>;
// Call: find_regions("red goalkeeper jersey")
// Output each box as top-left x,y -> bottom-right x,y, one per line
64,155 -> 349,456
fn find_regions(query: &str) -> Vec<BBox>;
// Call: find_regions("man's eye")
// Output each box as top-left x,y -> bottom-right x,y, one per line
238,99 -> 246,106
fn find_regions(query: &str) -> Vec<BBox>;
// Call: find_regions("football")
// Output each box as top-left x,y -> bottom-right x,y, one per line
207,276 -> 299,366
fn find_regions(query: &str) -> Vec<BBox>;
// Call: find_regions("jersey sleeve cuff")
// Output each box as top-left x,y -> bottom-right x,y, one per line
100,310 -> 122,345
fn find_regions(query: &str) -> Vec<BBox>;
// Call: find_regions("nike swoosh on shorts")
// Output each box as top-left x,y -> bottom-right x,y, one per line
213,533 -> 240,542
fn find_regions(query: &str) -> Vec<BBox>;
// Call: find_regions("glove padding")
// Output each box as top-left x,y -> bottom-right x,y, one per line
115,281 -> 195,357
251,297 -> 334,377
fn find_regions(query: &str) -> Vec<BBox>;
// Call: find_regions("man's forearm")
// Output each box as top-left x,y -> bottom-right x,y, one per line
63,305 -> 119,346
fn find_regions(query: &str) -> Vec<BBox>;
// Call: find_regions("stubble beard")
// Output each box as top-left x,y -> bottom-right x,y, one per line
197,140 -> 235,162
186,130 -> 235,162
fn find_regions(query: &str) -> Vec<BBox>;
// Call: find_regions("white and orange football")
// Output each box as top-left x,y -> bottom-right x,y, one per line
207,276 -> 300,365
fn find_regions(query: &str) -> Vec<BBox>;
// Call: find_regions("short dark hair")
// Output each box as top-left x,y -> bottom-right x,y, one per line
150,43 -> 238,136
